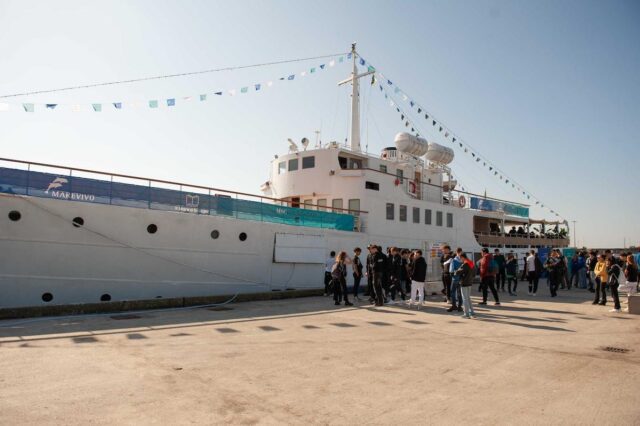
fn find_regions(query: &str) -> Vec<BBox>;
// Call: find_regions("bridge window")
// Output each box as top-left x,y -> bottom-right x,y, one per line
447,213 -> 453,228
425,209 -> 432,225
399,205 -> 407,222
365,181 -> 379,191
278,161 -> 286,174
386,203 -> 394,220
338,156 -> 348,169
380,165 -> 387,173
302,156 -> 315,169
396,169 -> 404,180
348,199 -> 360,216
288,158 -> 298,171
413,207 -> 420,223
332,199 -> 343,212
436,211 -> 443,226
303,199 -> 313,209
317,199 -> 327,212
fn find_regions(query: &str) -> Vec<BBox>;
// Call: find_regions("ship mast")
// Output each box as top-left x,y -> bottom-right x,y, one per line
338,43 -> 374,153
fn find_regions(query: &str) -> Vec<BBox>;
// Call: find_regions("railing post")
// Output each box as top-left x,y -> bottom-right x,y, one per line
208,189 -> 211,215
148,181 -> 152,209
260,197 -> 263,222
109,175 -> 113,205
235,193 -> 238,219
69,169 -> 73,195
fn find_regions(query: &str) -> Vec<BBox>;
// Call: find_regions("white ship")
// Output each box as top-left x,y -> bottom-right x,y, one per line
0,45 -> 569,312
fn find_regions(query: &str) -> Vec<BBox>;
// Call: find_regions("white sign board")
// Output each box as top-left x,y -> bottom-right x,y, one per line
274,233 -> 327,264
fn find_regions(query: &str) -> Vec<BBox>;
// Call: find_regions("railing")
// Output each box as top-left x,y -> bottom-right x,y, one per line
0,158 -> 362,232
474,231 -> 570,247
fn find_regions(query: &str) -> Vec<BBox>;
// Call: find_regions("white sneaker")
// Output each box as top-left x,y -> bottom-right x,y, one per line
533,293 -> 537,297
609,308 -> 621,313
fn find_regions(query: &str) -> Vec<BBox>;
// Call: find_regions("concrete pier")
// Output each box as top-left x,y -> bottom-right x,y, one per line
1,289 -> 638,425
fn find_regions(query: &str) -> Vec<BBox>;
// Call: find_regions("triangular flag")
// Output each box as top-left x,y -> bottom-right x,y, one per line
425,114 -> 429,119
410,101 -> 415,107
214,91 -> 223,96
92,103 -> 102,112
23,103 -> 34,112
255,84 -> 261,91
240,87 -> 248,93
320,64 -> 325,69
367,65 -> 375,72
113,102 -> 122,109
228,89 -> 236,96
329,60 -> 335,67
417,108 -> 422,113
439,126 -> 443,132
166,99 -> 175,107
45,104 -> 57,110
338,56 -> 344,63
310,67 -> 316,73
405,121 -> 409,127
432,120 -> 436,126
452,137 -> 456,143
300,71 -> 306,77
444,132 -> 449,137
359,58 -> 365,66
287,75 -> 295,80
387,80 -> 393,85
347,52 -> 352,59
199,94 -> 207,101
401,114 -> 405,120
149,100 -> 158,108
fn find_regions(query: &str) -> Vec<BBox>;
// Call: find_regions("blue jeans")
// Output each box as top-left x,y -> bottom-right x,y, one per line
451,280 -> 463,307
578,268 -> 587,289
461,286 -> 474,317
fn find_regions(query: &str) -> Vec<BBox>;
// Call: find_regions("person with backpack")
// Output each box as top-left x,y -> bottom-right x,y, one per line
479,248 -> 500,306
324,251 -> 336,296
455,252 -> 476,319
440,245 -> 454,303
494,249 -> 507,292
352,247 -> 363,301
606,257 -> 622,312
506,252 -> 519,296
389,247 -> 406,303
445,248 -> 464,312
331,251 -> 353,306
545,250 -> 561,297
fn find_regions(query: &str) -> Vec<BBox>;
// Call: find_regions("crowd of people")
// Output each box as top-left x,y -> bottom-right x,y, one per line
323,245 -> 639,316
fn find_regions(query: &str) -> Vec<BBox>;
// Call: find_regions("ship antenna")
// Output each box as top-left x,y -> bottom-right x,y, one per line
338,42 -> 374,153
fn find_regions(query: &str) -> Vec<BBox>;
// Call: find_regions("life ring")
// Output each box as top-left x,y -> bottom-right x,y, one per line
458,195 -> 466,208
408,180 -> 416,194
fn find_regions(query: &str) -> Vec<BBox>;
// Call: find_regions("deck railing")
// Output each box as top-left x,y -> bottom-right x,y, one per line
0,158 -> 363,232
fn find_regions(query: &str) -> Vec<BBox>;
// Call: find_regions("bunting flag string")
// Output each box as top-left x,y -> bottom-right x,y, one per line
359,54 -> 564,221
0,55 -> 348,113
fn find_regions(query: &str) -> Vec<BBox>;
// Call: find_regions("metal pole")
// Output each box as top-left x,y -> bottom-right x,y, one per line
572,220 -> 577,248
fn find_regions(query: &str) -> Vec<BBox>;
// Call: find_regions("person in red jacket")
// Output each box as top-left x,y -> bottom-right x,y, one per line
479,248 -> 501,306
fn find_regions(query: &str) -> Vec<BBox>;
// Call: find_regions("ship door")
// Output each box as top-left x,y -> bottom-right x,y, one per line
291,197 -> 300,208
414,171 -> 422,200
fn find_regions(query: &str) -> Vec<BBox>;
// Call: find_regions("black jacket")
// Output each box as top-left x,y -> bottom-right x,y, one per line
412,257 -> 427,282
372,252 -> 386,274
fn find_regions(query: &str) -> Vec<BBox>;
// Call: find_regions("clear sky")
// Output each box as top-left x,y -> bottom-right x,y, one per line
0,0 -> 638,248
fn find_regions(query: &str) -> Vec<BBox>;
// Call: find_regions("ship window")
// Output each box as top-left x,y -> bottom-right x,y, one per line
332,199 -> 343,212
396,169 -> 404,180
348,199 -> 360,216
211,230 -> 220,239
349,158 -> 362,169
338,156 -> 348,169
72,217 -> 84,228
42,292 -> 53,302
447,213 -> 453,228
425,209 -> 432,225
413,207 -> 420,223
239,232 -> 247,241
147,224 -> 158,234
278,161 -> 286,174
399,205 -> 407,222
288,158 -> 298,171
303,199 -> 313,209
8,210 -> 21,221
380,165 -> 387,173
436,211 -> 443,226
386,203 -> 394,220
302,156 -> 315,169
365,181 -> 379,191
317,199 -> 327,212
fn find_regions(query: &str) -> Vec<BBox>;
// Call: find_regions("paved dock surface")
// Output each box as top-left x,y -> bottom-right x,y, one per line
1,289 -> 639,425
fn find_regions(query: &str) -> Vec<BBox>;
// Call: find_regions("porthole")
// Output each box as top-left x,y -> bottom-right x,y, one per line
239,232 -> 247,241
211,230 -> 220,239
147,224 -> 158,234
42,292 -> 53,302
72,217 -> 84,228
100,294 -> 111,302
8,210 -> 21,221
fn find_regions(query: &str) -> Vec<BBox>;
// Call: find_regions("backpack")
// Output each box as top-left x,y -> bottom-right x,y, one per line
489,258 -> 498,275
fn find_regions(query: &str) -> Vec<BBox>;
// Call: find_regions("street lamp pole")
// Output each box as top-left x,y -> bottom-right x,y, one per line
572,220 -> 577,248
